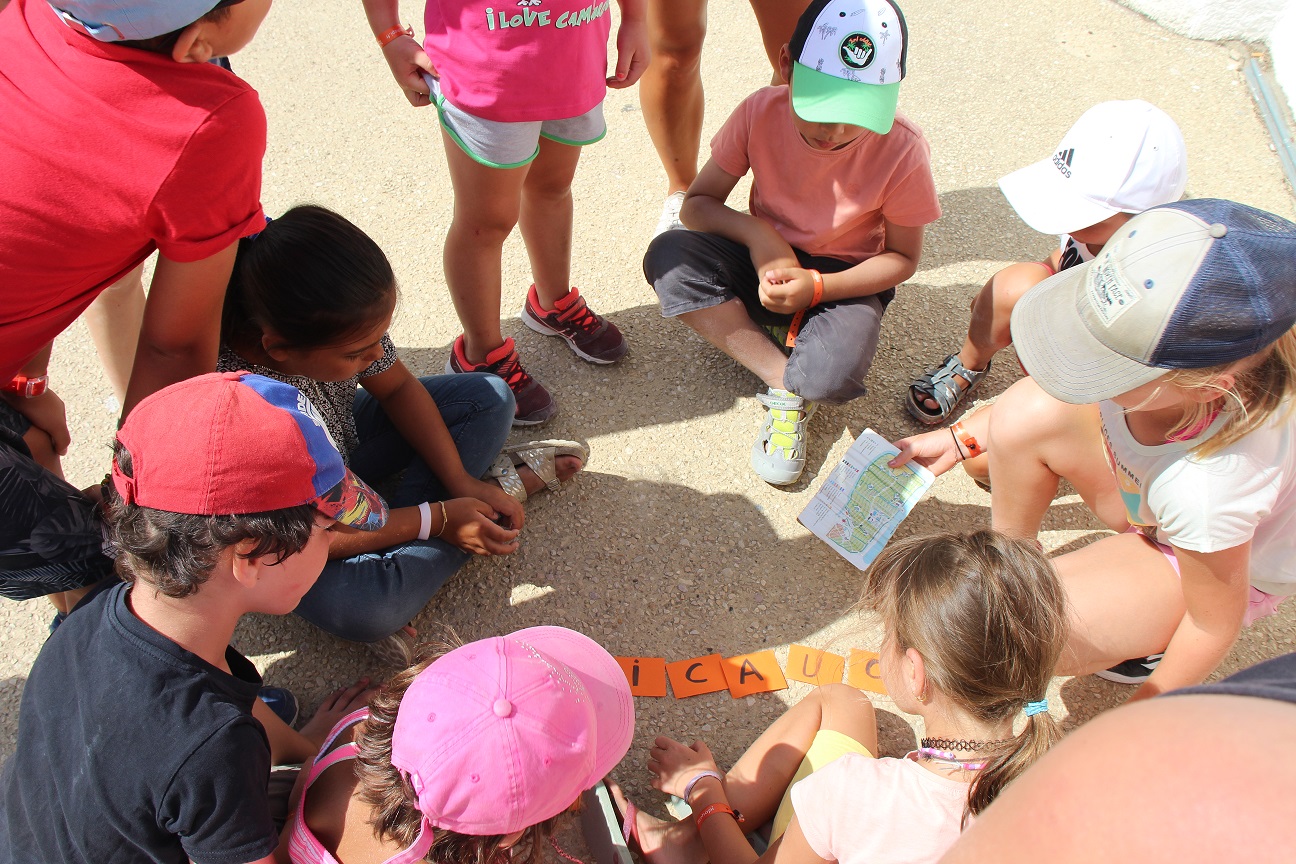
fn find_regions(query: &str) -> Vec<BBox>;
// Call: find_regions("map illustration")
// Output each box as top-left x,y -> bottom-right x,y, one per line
798,430 -> 934,570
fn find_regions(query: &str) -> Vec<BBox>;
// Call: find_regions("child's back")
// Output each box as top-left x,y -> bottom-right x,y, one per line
0,0 -> 266,381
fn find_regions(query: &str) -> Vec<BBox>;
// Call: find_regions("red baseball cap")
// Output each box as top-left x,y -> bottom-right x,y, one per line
112,372 -> 387,529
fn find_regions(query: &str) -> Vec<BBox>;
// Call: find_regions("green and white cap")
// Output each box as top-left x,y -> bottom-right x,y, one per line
788,0 -> 908,133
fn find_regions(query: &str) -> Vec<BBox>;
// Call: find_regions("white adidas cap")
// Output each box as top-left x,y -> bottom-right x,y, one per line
997,100 -> 1188,236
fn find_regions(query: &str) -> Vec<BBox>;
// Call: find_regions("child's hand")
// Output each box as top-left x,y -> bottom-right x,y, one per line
5,389 -> 70,456
459,477 -> 526,531
444,497 -> 522,555
760,267 -> 817,314
297,678 -> 375,751
647,736 -> 722,802
380,35 -> 438,106
890,428 -> 961,476
607,17 -> 650,88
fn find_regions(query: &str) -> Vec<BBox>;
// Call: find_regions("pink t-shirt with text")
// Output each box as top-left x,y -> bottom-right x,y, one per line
424,0 -> 611,122
790,752 -> 969,864
709,86 -> 940,264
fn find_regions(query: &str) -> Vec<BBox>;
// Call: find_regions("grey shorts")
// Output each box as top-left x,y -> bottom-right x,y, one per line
643,230 -> 894,404
424,73 -> 606,169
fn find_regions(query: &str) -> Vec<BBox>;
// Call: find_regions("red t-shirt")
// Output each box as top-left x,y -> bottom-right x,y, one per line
0,0 -> 267,381
710,86 -> 941,265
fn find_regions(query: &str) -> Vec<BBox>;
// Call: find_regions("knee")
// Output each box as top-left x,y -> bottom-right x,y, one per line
450,207 -> 517,245
523,172 -> 574,204
783,356 -> 870,404
642,230 -> 691,285
651,23 -> 705,73
990,262 -> 1050,312
986,377 -> 1067,449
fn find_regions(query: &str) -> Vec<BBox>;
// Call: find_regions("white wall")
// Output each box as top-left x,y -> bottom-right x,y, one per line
1118,0 -> 1296,118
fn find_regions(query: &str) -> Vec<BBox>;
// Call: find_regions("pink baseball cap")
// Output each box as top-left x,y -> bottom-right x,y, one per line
113,371 -> 387,529
391,626 -> 635,839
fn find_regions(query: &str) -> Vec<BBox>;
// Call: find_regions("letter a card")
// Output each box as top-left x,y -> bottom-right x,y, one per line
721,651 -> 788,698
666,654 -> 727,698
614,656 -> 668,697
786,645 -> 846,687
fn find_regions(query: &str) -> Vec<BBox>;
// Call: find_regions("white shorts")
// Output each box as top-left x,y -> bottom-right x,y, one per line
424,73 -> 605,169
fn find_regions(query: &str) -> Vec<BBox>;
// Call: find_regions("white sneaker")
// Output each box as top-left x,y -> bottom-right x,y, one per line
653,191 -> 687,237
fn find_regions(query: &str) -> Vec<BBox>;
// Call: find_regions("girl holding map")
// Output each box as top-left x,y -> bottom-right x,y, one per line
890,200 -> 1296,699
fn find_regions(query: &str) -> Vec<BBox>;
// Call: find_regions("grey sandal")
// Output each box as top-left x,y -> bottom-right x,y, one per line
485,439 -> 589,502
906,354 -> 991,426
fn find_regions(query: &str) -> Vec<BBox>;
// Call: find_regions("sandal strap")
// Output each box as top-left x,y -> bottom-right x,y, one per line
510,444 -> 562,493
909,355 -> 990,421
487,454 -> 528,502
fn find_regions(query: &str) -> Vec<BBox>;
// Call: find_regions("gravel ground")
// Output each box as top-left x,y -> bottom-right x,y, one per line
3,0 -> 1294,843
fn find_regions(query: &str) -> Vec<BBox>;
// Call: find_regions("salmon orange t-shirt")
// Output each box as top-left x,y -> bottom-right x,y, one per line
709,86 -> 940,265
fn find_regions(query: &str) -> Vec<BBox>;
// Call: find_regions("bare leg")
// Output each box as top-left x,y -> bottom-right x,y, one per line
517,137 -> 582,308
627,684 -> 876,864
678,300 -> 788,391
1052,534 -> 1184,675
747,0 -> 809,81
986,377 -> 1128,539
84,262 -> 146,403
913,261 -> 1051,415
640,0 -> 707,194
441,130 -> 530,364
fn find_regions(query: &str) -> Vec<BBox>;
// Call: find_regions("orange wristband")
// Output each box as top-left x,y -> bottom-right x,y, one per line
695,803 -> 745,831
377,24 -> 414,46
950,420 -> 984,459
808,269 -> 824,307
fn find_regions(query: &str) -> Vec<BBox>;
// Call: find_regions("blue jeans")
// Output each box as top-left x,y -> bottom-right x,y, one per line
293,373 -> 514,643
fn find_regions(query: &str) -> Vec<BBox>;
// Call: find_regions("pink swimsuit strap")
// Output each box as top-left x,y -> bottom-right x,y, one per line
287,710 -> 435,864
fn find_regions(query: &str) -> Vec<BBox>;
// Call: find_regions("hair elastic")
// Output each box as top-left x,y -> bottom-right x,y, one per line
1024,699 -> 1049,717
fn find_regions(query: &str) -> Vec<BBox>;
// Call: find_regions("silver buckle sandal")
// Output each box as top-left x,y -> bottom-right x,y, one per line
906,354 -> 991,426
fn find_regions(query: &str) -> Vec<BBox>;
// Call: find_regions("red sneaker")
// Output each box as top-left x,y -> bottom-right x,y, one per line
446,335 -> 554,426
521,286 -> 627,364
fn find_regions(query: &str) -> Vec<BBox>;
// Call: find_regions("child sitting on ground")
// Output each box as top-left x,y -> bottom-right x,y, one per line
219,205 -> 586,665
618,530 -> 1066,864
0,372 -> 385,863
893,199 -> 1296,695
643,0 -> 940,485
285,626 -> 634,864
906,99 -> 1186,424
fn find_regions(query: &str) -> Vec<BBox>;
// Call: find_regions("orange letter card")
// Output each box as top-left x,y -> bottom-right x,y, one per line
666,654 -> 728,698
615,657 -> 668,697
847,649 -> 887,695
786,645 -> 846,687
721,650 -> 788,698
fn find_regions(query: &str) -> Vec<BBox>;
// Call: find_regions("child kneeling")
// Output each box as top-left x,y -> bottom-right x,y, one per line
643,0 -> 940,485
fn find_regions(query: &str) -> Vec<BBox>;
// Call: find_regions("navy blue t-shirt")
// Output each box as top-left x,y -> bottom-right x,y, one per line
0,583 -> 277,863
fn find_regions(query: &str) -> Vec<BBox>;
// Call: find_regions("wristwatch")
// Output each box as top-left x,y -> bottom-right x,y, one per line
4,374 -> 49,398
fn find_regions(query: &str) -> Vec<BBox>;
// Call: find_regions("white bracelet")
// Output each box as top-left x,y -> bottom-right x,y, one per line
417,502 -> 432,541
683,770 -> 724,803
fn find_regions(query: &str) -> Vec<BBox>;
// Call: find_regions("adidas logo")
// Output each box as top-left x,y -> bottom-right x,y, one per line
1052,148 -> 1075,178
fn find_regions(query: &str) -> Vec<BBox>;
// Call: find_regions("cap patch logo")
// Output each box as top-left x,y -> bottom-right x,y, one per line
1053,148 -> 1075,178
840,33 -> 874,69
1086,251 -> 1141,328
296,392 -> 340,450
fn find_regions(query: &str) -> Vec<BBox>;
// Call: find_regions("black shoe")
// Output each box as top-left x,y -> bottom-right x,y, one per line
1095,653 -> 1165,684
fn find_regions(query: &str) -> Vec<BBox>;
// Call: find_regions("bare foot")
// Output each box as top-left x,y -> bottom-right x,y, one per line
607,781 -> 707,864
515,455 -> 583,497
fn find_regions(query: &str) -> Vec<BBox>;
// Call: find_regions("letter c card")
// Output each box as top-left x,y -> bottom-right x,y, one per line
666,654 -> 727,698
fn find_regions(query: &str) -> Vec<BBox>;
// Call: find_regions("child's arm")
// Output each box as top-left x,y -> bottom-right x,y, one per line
120,247 -> 238,419
606,0 -> 649,88
760,220 -> 924,314
361,359 -> 525,526
1132,542 -> 1251,700
682,159 -> 801,281
4,342 -> 69,466
361,0 -> 437,106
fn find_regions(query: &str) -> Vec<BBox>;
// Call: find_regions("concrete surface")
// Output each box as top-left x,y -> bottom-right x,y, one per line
3,0 -> 1295,829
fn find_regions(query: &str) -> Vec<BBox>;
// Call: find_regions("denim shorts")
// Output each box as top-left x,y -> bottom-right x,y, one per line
423,73 -> 605,169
